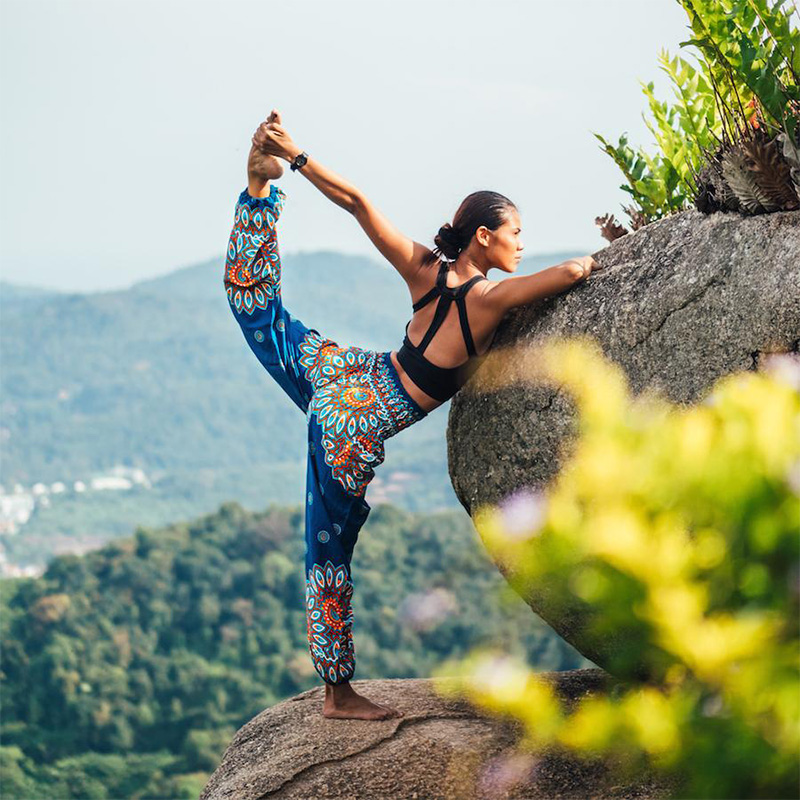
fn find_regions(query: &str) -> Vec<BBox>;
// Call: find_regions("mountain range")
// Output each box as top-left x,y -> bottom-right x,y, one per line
0,249 -> 580,567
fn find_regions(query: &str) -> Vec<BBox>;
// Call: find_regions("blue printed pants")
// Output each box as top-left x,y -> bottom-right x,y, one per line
224,186 -> 427,684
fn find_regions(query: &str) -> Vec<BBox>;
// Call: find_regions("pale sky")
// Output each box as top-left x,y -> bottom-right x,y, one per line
0,0 -> 691,292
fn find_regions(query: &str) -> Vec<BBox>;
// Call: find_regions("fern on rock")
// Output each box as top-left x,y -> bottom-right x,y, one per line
595,0 -> 799,237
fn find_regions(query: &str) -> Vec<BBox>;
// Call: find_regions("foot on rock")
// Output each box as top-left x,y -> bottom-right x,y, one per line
322,682 -> 404,720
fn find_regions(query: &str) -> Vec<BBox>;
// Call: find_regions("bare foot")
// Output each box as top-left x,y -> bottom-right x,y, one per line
322,681 -> 404,720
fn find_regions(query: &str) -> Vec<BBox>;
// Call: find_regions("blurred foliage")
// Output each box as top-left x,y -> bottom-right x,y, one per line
0,500 -> 583,798
438,337 -> 800,799
596,0 -> 799,229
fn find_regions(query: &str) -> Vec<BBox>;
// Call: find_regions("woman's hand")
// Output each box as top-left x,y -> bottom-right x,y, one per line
252,109 -> 302,163
567,255 -> 603,279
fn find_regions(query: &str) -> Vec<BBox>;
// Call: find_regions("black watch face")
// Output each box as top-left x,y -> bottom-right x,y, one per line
295,153 -> 308,168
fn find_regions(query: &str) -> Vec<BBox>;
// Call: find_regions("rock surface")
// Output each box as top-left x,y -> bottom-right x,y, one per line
447,209 -> 800,672
200,670 -> 670,800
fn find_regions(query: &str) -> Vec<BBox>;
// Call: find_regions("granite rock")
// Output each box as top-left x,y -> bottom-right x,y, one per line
199,671 -> 672,800
447,209 -> 800,671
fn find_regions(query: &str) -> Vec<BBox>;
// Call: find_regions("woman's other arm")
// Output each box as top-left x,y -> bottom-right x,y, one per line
483,257 -> 601,314
252,111 -> 431,282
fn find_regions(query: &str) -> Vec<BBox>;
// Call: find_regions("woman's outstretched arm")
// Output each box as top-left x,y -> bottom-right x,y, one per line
482,258 -> 594,314
251,110 -> 432,282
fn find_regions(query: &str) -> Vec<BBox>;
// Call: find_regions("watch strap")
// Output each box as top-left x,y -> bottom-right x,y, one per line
290,151 -> 309,172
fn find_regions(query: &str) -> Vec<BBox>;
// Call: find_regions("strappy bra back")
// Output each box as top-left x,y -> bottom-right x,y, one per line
396,260 -> 488,403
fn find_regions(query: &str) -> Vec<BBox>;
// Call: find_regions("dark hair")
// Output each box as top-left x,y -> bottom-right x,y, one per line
431,190 -> 517,262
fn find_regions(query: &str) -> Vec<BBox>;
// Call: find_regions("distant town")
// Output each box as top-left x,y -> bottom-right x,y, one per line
0,466 -> 152,578
0,466 -> 428,579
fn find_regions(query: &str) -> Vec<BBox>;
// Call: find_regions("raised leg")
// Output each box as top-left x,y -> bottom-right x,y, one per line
224,186 -> 334,414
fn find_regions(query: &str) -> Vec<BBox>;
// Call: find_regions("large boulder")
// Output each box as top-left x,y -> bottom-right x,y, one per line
447,209 -> 800,671
199,671 -> 671,800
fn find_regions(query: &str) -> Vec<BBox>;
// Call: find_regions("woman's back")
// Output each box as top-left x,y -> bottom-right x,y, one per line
390,258 -> 503,408
403,260 -> 497,368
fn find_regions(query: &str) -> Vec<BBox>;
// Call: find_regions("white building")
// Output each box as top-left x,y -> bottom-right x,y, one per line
90,476 -> 133,491
0,493 -> 35,533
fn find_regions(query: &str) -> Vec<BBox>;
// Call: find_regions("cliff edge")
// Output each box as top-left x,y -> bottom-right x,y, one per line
199,670 -> 671,800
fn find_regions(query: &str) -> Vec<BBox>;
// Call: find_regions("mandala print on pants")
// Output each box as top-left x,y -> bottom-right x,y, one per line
224,191 -> 284,314
223,185 -> 427,685
298,335 -> 423,497
306,561 -> 355,684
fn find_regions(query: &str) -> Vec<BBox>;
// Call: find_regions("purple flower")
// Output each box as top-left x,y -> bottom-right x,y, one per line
786,459 -> 800,496
398,588 -> 458,632
497,487 -> 547,541
763,353 -> 800,392
477,752 -> 540,797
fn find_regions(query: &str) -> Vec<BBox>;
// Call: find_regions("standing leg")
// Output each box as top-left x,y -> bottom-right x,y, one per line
304,416 -> 402,720
303,415 -> 367,685
299,348 -> 428,719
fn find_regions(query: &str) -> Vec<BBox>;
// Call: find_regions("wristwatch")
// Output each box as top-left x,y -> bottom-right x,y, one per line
290,151 -> 309,172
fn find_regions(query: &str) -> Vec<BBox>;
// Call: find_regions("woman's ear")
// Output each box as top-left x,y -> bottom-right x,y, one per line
475,225 -> 491,248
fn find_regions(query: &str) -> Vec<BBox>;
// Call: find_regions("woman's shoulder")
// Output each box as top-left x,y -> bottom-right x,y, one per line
403,250 -> 442,284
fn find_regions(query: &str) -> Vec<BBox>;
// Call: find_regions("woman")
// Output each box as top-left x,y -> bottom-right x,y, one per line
224,110 -> 602,720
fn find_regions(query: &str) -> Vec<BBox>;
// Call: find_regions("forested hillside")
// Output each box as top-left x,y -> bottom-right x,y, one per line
0,252 -> 420,484
0,500 -> 584,799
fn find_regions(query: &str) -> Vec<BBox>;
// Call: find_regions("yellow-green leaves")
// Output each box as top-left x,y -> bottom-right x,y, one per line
438,339 -> 800,799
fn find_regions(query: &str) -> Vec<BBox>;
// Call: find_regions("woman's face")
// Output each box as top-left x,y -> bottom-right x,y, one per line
484,209 -> 524,272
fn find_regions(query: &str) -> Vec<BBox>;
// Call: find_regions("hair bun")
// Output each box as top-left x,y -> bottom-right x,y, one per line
434,222 -> 463,261
428,190 -> 517,266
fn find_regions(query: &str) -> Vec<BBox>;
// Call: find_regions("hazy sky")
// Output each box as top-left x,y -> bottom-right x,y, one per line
0,0 -> 691,292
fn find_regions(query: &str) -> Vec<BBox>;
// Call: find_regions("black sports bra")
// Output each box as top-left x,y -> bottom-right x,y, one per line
396,260 -> 488,402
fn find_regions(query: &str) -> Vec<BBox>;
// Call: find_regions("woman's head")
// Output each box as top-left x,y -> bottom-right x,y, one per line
432,191 -> 523,272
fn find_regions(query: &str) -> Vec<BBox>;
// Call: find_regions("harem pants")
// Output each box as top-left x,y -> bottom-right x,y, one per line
223,186 -> 427,684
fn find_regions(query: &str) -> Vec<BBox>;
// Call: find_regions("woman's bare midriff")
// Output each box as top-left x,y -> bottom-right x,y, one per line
389,350 -> 444,414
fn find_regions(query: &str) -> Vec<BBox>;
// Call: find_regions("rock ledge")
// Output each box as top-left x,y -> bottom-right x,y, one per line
200,670 -> 671,800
